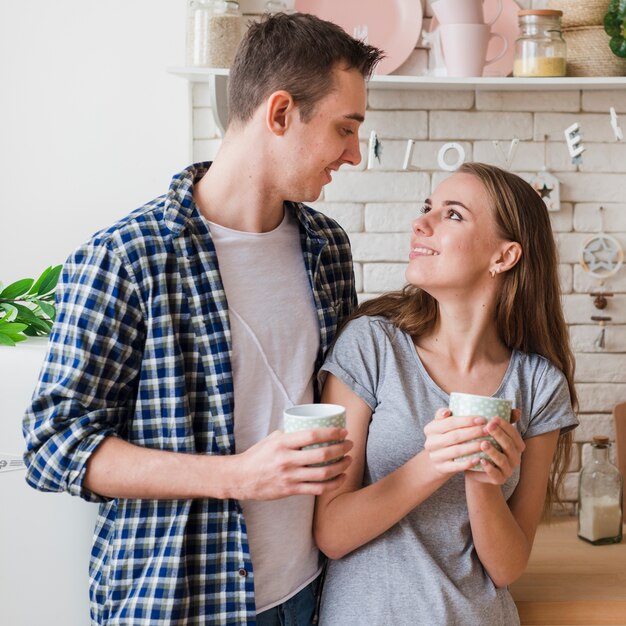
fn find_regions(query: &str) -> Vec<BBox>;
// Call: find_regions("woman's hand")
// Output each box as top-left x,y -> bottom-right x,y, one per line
423,408 -> 490,475
465,409 -> 525,484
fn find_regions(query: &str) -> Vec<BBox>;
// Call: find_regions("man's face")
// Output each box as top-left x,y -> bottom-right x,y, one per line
280,66 -> 366,202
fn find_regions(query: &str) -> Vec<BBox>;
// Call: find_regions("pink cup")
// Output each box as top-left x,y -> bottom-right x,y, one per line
431,0 -> 503,26
439,23 -> 508,77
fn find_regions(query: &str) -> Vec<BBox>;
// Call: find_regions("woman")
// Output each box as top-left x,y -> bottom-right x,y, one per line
314,163 -> 578,625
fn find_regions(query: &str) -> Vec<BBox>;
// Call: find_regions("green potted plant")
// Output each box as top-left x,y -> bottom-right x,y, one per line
604,0 -> 626,58
0,265 -> 62,346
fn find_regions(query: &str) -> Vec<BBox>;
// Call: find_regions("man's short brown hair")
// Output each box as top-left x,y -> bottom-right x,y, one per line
228,12 -> 384,126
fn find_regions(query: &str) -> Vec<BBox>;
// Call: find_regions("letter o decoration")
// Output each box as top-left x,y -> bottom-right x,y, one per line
437,143 -> 465,172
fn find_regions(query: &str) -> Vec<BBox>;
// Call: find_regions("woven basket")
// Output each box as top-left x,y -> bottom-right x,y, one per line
548,0 -> 610,29
564,25 -> 626,76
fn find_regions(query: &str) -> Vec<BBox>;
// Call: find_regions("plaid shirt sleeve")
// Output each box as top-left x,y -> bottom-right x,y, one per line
22,239 -> 146,503
332,224 -> 358,325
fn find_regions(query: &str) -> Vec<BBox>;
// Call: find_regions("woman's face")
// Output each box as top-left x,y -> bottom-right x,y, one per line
405,172 -> 506,297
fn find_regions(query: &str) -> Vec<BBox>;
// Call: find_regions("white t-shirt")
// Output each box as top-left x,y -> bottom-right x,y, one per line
207,210 -> 322,613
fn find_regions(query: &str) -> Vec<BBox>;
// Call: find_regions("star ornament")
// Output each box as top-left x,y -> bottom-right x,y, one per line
580,235 -> 624,279
538,183 -> 552,198
530,170 -> 560,211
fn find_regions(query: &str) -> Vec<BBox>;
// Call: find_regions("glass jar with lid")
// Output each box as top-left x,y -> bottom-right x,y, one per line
265,0 -> 294,13
578,435 -> 623,545
513,9 -> 566,77
186,0 -> 243,68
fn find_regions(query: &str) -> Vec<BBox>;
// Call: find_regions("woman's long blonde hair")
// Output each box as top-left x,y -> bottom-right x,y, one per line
353,162 -> 577,513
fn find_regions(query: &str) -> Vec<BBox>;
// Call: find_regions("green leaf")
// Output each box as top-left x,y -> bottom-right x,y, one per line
0,303 -> 18,322
610,35 -> 626,57
0,278 -> 35,300
0,266 -> 60,342
37,300 -> 56,320
605,13 -> 621,36
37,264 -> 62,296
609,0 -> 626,17
12,302 -> 40,322
28,266 -> 52,295
24,317 -> 52,334
0,322 -> 28,337
0,333 -> 16,346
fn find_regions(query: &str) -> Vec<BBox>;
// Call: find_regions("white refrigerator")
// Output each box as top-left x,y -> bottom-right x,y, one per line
0,339 -> 98,625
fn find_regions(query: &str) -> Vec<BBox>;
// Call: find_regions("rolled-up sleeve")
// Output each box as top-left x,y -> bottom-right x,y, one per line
22,240 -> 146,502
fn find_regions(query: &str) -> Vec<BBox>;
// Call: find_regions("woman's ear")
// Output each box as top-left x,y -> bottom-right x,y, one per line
497,241 -> 523,273
490,241 -> 522,276
265,90 -> 295,136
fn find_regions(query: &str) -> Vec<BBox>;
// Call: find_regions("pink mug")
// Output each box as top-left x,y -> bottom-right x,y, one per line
439,23 -> 508,77
431,0 -> 503,26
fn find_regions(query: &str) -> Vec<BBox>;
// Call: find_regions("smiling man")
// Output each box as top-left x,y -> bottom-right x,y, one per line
22,12 -> 383,626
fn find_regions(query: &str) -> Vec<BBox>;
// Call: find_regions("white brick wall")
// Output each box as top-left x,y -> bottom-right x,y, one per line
191,5 -> 626,508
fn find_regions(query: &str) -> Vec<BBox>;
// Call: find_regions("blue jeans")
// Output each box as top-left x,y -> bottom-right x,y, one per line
256,576 -> 321,626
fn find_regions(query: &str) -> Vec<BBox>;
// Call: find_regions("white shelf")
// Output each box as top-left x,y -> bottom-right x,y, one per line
366,74 -> 626,91
171,67 -> 230,79
169,66 -> 626,133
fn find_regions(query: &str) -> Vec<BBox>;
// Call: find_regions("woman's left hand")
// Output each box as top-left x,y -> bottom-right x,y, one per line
465,409 -> 525,484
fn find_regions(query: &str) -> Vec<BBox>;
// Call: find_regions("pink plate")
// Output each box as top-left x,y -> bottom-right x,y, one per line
294,0 -> 423,75
430,0 -> 521,77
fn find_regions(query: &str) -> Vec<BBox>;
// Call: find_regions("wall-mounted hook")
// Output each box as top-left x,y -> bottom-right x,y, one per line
591,315 -> 612,350
402,139 -> 419,171
610,107 -> 623,141
367,130 -> 383,170
590,289 -> 613,311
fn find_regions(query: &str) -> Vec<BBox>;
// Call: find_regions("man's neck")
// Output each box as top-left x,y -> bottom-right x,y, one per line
193,134 -> 286,233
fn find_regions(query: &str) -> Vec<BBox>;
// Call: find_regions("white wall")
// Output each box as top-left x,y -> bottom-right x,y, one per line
0,0 -> 190,282
0,2 -> 190,624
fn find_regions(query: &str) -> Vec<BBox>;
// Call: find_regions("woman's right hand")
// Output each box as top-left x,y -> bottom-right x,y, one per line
423,408 -> 489,475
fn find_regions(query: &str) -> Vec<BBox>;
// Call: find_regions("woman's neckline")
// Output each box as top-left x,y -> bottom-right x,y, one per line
406,332 -> 518,401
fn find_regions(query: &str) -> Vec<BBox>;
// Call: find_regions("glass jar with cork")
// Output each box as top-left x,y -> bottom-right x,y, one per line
513,9 -> 567,77
186,0 -> 243,68
265,0 -> 293,13
578,435 -> 623,545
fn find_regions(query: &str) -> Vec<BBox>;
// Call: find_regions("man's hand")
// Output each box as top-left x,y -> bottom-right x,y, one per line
232,428 -> 353,500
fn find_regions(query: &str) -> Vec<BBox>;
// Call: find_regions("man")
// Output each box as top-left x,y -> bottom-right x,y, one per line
23,12 -> 383,626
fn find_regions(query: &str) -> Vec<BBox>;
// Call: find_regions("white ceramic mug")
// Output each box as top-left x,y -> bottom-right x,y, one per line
283,403 -> 346,467
439,23 -> 508,77
449,392 -> 512,470
431,0 -> 503,26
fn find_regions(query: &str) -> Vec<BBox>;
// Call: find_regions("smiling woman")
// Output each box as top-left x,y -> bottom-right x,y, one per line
405,171 -> 516,294
313,162 -> 579,626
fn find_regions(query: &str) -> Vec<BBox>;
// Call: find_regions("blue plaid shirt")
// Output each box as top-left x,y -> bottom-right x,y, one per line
22,163 -> 357,625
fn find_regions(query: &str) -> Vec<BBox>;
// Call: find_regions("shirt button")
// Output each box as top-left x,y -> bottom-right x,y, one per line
238,568 -> 248,577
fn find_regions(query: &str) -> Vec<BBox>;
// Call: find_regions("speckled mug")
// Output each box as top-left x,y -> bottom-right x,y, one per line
449,392 -> 512,471
283,403 -> 346,467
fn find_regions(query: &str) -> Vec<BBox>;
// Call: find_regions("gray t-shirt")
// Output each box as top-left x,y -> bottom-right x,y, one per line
318,315 -> 578,626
